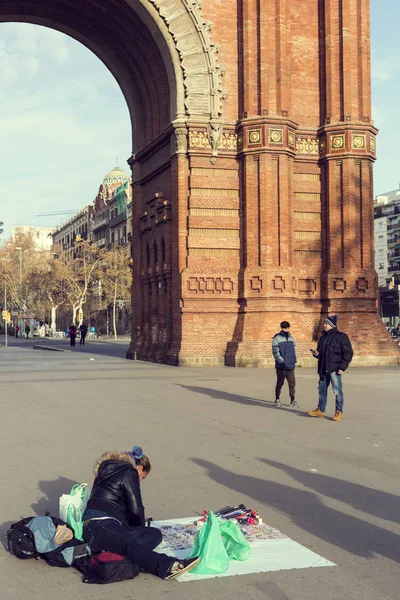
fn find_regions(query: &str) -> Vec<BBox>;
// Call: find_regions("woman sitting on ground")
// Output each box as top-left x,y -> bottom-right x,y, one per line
82,446 -> 200,580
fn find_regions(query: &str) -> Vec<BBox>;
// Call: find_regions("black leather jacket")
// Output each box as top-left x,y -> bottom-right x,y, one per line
316,329 -> 353,376
86,454 -> 145,527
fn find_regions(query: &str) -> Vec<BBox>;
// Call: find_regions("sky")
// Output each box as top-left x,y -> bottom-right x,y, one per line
0,2 -> 399,239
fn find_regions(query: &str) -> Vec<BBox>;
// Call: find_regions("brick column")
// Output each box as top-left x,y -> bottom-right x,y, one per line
318,0 -> 398,359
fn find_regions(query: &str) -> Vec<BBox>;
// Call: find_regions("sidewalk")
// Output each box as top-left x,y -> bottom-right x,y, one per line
0,347 -> 399,600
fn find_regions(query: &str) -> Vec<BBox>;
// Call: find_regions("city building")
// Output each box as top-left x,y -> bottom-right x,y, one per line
374,188 -> 400,326
91,166 -> 130,249
12,226 -> 53,251
374,188 -> 400,287
108,179 -> 132,248
52,206 -> 93,259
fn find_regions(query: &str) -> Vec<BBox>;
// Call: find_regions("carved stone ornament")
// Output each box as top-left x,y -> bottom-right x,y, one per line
175,126 -> 188,153
288,131 -> 295,148
207,120 -> 223,163
147,0 -> 227,118
296,137 -> 319,154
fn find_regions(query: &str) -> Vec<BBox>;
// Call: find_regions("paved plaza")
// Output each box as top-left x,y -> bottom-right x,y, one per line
0,338 -> 399,600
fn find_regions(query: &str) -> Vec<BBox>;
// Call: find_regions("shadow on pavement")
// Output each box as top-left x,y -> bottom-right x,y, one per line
178,384 -> 304,415
260,459 -> 400,525
191,458 -> 400,562
31,476 -> 79,516
1,476 -> 78,550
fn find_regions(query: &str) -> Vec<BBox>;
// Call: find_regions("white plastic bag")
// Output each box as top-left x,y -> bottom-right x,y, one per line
59,483 -> 91,541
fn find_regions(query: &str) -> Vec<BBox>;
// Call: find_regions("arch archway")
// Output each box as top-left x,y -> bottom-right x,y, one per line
4,1 -> 392,367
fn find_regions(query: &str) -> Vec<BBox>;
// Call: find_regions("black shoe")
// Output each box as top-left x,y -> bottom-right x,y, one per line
164,556 -> 201,580
290,400 -> 299,408
274,399 -> 281,408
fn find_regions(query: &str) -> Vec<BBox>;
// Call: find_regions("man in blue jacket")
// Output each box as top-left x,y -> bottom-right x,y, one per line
272,321 -> 298,408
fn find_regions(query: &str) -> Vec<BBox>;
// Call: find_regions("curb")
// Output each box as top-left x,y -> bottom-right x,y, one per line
33,345 -> 71,353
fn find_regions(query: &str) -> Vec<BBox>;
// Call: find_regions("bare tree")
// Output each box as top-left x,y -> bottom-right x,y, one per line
98,244 -> 132,339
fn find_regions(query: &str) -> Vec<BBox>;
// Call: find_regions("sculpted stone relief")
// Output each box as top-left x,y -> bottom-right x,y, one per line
147,0 -> 227,119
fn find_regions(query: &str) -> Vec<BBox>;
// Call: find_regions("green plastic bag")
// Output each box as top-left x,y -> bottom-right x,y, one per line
219,519 -> 251,561
59,483 -> 91,541
189,512 -> 230,574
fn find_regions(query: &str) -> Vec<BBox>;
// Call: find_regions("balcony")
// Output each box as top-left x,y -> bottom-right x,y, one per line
109,212 -> 126,228
92,217 -> 108,231
388,265 -> 400,272
387,221 -> 400,231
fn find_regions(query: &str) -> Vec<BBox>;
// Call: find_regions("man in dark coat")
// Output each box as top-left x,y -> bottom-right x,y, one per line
308,315 -> 353,421
272,321 -> 298,408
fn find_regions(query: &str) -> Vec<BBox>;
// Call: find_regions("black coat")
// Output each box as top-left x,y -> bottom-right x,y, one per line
316,329 -> 353,376
86,454 -> 145,527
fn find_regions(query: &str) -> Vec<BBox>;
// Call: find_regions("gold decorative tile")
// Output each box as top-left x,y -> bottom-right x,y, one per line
331,135 -> 345,150
370,136 -> 376,153
288,131 -> 295,148
248,129 -> 262,145
352,135 -> 366,150
269,129 -> 284,144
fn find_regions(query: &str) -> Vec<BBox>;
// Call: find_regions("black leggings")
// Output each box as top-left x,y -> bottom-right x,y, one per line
83,519 -> 174,579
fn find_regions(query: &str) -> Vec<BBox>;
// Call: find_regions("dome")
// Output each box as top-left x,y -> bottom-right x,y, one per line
102,166 -> 130,188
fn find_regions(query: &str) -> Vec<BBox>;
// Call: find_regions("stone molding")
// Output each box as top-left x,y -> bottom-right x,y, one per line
147,0 -> 227,118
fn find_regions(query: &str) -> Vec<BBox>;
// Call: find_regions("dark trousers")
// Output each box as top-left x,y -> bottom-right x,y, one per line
80,333 -> 86,346
70,334 -> 76,347
275,368 -> 296,400
83,519 -> 174,579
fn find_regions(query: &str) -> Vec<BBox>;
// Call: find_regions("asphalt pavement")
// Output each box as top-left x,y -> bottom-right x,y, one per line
0,341 -> 399,600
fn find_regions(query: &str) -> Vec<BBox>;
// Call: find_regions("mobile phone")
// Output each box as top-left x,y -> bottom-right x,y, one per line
309,349 -> 315,353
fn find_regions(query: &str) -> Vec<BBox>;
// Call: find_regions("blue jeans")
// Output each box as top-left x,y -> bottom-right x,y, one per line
318,372 -> 344,413
83,519 -> 174,579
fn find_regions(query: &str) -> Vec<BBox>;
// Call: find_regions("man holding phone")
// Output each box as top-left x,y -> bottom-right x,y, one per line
308,315 -> 353,421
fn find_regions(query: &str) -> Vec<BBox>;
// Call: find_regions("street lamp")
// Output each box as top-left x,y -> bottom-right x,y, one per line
15,247 -> 22,337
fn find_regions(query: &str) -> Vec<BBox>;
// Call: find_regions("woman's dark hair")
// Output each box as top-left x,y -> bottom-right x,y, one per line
134,455 -> 151,473
128,446 -> 151,473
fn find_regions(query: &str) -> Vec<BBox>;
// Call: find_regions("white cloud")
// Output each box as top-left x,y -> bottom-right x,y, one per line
0,23 -> 131,238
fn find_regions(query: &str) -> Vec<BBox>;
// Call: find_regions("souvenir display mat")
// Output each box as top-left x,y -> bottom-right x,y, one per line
152,516 -> 335,582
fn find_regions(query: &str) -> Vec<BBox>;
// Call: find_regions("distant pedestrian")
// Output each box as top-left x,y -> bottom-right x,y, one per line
79,322 -> 88,346
69,324 -> 77,347
272,321 -> 298,408
308,315 -> 353,421
25,323 -> 30,339
15,325 -> 20,338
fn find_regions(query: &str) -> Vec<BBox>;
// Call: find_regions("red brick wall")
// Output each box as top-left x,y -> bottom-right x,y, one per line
127,0 -> 399,367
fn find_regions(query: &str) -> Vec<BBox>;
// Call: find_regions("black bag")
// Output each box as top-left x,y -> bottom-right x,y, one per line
7,516 -> 91,568
74,552 -> 141,584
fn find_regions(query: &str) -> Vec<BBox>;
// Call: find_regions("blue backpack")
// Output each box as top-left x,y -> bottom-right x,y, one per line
7,515 -> 91,567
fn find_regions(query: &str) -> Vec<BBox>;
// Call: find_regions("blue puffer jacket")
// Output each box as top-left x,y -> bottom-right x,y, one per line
272,331 -> 297,370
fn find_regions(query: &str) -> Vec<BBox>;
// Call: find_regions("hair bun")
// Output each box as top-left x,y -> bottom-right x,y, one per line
131,445 -> 144,459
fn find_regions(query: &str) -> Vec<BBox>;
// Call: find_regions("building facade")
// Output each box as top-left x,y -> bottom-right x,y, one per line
91,167 -> 130,249
12,226 -> 53,251
374,189 -> 400,287
52,207 -> 93,259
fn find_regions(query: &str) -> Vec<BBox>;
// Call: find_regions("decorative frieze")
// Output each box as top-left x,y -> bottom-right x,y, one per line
296,137 -> 319,154
187,276 -> 234,293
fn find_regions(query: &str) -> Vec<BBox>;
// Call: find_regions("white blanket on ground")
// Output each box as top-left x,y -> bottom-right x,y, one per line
152,516 -> 335,582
